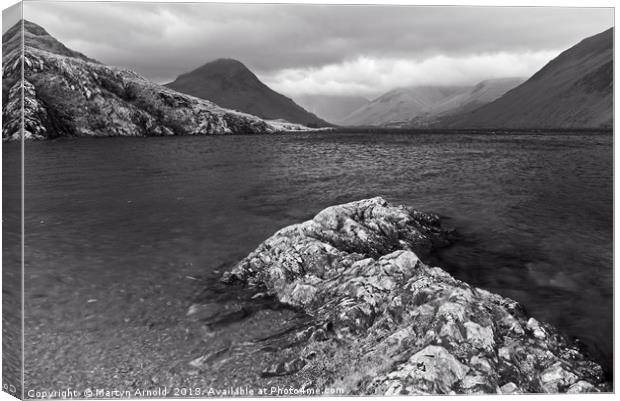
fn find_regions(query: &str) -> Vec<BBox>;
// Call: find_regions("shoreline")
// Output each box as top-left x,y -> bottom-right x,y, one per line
3,127 -> 612,143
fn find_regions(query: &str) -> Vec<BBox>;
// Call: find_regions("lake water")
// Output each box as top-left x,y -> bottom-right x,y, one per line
4,131 -> 613,389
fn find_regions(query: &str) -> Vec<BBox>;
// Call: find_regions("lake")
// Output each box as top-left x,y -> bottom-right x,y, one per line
3,131 -> 612,390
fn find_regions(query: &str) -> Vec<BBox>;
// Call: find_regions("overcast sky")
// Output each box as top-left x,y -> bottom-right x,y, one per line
16,1 -> 614,98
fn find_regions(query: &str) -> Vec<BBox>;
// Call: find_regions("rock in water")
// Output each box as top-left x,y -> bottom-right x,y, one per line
221,197 -> 607,394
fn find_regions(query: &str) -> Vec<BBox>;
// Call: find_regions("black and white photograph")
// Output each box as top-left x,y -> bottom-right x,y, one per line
1,0 -> 615,398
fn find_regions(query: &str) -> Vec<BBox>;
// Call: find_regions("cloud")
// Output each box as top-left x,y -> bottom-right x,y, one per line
264,51 -> 558,97
20,1 -> 614,96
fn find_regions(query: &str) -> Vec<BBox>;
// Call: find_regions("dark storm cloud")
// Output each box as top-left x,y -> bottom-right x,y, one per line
20,1 -> 613,95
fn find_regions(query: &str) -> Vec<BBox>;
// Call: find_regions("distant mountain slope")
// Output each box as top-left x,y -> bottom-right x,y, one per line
166,59 -> 330,127
340,79 -> 523,127
432,78 -> 525,116
340,86 -> 470,127
445,28 -> 613,129
2,21 -> 308,141
294,94 -> 370,125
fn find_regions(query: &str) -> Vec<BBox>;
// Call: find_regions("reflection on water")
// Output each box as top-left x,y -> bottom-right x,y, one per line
9,131 -> 612,384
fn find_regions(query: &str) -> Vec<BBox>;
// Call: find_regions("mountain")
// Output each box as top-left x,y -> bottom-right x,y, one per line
2,21 -> 308,141
293,94 -> 370,125
405,78 -> 525,127
445,28 -> 613,129
340,79 -> 523,128
166,59 -> 330,128
340,86 -> 470,127
431,78 -> 525,116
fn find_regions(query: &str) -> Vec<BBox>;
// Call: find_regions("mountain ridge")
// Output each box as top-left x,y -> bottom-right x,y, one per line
2,19 -> 98,63
443,28 -> 613,129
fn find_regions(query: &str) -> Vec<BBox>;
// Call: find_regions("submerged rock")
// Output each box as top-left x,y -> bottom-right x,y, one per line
221,197 -> 608,394
262,357 -> 307,378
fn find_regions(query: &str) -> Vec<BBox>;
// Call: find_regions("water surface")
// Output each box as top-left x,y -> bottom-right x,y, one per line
7,131 -> 612,388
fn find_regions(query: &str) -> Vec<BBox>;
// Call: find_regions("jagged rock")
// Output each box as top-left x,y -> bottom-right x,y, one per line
383,345 -> 469,394
220,197 -> 608,394
2,20 -> 314,141
567,380 -> 597,393
540,362 -> 579,393
526,317 -> 547,340
186,301 -> 251,326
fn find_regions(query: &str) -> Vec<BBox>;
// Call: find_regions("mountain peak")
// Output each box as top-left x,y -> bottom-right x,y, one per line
167,59 -> 330,127
2,19 -> 98,63
208,58 -> 248,68
178,58 -> 256,83
23,19 -> 49,36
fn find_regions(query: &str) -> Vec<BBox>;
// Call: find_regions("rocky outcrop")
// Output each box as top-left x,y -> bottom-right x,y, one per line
221,197 -> 607,394
2,20 -> 311,141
